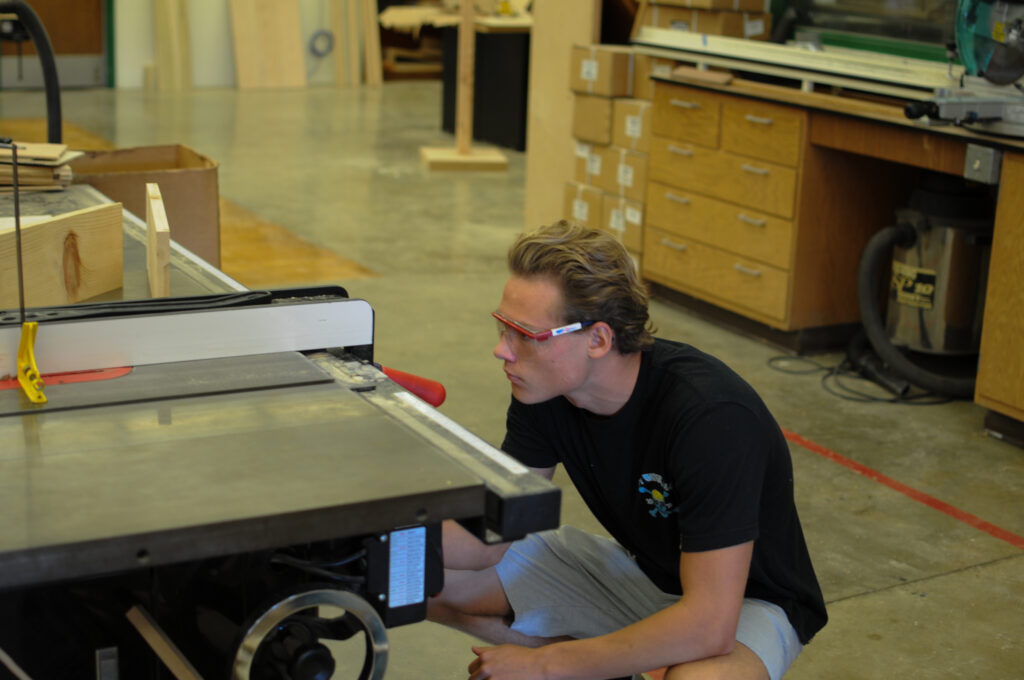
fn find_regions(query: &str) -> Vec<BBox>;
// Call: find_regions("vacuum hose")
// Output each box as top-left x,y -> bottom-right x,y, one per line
857,223 -> 977,398
0,1 -> 62,143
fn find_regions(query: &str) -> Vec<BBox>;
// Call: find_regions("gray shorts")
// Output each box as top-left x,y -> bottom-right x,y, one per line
494,526 -> 803,680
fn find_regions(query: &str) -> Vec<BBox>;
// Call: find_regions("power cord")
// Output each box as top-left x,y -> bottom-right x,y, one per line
767,355 -> 953,405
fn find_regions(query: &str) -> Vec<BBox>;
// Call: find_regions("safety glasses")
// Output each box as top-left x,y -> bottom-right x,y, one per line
493,311 -> 595,342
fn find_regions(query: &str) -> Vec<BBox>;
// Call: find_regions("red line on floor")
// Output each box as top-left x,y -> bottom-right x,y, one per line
782,428 -> 1024,551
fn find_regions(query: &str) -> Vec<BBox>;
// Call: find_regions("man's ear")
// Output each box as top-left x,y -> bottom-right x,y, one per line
586,322 -> 616,358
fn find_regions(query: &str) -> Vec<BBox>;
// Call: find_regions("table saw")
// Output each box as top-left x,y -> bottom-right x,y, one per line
0,188 -> 560,679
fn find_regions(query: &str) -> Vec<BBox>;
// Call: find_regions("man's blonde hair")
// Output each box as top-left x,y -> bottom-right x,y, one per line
507,220 -> 654,354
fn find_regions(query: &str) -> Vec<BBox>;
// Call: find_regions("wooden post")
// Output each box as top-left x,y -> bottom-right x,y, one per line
419,2 -> 508,170
455,0 -> 475,155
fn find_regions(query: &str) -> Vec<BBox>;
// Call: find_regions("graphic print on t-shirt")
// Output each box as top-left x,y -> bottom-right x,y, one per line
638,473 -> 679,518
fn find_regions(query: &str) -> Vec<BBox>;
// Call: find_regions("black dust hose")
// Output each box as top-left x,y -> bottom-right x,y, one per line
0,1 -> 62,143
857,223 -> 977,398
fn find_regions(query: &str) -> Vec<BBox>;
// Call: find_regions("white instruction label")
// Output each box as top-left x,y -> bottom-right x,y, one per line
586,153 -> 602,176
581,59 -> 599,82
617,163 -> 634,188
573,198 -> 589,222
745,18 -> 765,37
389,526 -> 426,608
575,141 -> 592,158
625,205 -> 643,225
625,114 -> 643,139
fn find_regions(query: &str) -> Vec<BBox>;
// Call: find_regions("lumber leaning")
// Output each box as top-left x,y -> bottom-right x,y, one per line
146,183 -> 171,298
126,606 -> 204,680
0,203 -> 123,310
229,0 -> 307,89
153,0 -> 192,91
522,0 -> 601,229
362,0 -> 383,85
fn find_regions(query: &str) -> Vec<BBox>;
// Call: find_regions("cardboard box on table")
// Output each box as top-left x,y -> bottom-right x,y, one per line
71,145 -> 221,267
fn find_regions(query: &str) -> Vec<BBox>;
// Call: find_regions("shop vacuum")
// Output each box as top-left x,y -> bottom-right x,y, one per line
852,172 -> 995,399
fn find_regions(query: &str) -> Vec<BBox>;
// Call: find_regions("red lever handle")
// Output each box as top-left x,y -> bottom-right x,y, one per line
381,366 -> 446,407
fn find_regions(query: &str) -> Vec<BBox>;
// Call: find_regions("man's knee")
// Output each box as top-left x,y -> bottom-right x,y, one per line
663,643 -> 770,680
429,567 -> 511,618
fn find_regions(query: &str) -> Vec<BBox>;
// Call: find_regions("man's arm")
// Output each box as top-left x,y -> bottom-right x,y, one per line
442,465 -> 556,571
469,540 -> 753,680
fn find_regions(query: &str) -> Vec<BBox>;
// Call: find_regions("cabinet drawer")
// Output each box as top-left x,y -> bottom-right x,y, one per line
649,137 -> 797,219
721,98 -> 805,168
651,82 -> 721,147
643,226 -> 789,322
645,181 -> 794,269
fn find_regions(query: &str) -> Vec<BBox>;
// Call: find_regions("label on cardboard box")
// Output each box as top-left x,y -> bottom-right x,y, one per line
573,198 -> 590,222
609,208 -> 626,234
617,162 -> 635,188
625,114 -> 644,139
581,59 -> 599,82
576,141 -> 592,159
625,205 -> 643,225
745,17 -> 765,38
652,62 -> 673,78
587,154 -> 603,176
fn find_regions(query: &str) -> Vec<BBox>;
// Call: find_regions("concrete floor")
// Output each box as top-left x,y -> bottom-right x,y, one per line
2,82 -> 1022,679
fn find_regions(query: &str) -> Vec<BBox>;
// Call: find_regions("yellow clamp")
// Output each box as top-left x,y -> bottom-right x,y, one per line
17,321 -> 46,404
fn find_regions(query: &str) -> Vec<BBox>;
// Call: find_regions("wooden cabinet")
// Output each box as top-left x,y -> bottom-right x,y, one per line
975,151 -> 1024,422
641,78 -> 1023,424
643,80 -> 911,331
644,80 -> 806,328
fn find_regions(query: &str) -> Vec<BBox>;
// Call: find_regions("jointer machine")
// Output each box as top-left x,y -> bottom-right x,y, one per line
0,197 -> 559,679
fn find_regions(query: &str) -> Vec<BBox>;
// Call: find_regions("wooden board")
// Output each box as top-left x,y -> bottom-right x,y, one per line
146,183 -> 171,298
126,606 -> 204,680
0,142 -> 67,163
523,0 -> 601,231
420,145 -> 509,170
0,203 -> 123,310
0,164 -> 71,186
153,0 -> 192,91
229,0 -> 307,89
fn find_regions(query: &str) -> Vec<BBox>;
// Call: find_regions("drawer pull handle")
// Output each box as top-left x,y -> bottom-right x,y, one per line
744,114 -> 774,125
667,145 -> 694,157
665,192 -> 691,205
660,238 -> 688,252
670,98 -> 701,110
733,263 -> 762,277
741,163 -> 770,176
737,213 -> 766,227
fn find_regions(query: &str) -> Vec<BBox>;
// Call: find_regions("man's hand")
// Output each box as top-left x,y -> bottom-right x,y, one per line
468,644 -> 549,680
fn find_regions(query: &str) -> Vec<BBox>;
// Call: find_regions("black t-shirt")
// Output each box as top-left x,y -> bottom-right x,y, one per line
501,338 -> 827,643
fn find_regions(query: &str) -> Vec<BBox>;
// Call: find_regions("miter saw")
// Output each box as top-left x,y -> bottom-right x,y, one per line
906,0 -> 1024,136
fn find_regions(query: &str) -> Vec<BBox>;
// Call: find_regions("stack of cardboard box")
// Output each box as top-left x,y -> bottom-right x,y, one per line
564,45 -> 651,269
563,45 -> 684,269
638,0 -> 773,41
